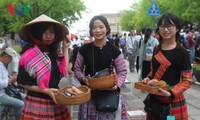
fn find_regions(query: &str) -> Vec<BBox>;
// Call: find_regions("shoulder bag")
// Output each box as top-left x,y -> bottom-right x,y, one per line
94,90 -> 119,112
5,83 -> 22,100
143,94 -> 171,120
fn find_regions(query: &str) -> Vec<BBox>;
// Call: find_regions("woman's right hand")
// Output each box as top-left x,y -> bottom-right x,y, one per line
9,73 -> 18,83
142,77 -> 151,84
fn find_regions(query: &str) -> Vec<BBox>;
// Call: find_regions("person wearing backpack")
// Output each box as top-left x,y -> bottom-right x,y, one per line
138,28 -> 159,80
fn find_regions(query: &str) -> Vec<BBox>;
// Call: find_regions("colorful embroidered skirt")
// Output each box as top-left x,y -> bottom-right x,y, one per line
21,95 -> 71,120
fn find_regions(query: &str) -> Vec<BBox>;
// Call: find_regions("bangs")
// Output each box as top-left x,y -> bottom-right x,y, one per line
162,19 -> 174,25
28,22 -> 59,40
157,13 -> 180,30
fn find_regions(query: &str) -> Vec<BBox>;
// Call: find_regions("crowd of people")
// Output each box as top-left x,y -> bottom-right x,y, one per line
0,13 -> 195,120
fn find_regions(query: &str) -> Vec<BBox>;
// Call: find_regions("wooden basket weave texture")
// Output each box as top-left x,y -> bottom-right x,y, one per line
88,74 -> 117,89
55,85 -> 91,105
134,82 -> 169,94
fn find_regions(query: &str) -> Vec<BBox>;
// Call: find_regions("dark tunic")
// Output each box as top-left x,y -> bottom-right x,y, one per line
150,45 -> 191,86
79,42 -> 121,76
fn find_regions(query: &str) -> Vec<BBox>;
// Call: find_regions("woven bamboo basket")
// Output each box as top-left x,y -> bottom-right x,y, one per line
55,85 -> 91,105
134,81 -> 169,94
88,74 -> 117,89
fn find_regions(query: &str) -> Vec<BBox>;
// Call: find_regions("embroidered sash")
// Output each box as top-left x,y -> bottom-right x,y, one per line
154,51 -> 171,80
19,45 -> 66,89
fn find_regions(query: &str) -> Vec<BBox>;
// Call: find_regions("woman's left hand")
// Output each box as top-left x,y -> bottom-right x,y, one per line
63,35 -> 71,48
43,88 -> 59,104
156,88 -> 171,97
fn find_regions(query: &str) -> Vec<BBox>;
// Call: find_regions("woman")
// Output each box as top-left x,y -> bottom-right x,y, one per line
143,13 -> 192,120
138,28 -> 159,80
74,15 -> 128,120
17,14 -> 71,120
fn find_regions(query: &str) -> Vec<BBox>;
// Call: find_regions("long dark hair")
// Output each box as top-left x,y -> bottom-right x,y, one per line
144,28 -> 152,44
20,22 -> 61,57
89,15 -> 111,37
156,13 -> 182,53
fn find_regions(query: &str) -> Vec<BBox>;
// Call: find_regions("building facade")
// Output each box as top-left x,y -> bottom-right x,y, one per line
101,13 -> 122,34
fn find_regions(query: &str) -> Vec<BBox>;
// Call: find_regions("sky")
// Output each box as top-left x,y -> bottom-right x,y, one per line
70,0 -> 137,34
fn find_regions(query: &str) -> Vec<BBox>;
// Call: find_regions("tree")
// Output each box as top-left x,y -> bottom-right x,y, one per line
0,0 -> 86,36
120,0 -> 200,31
119,10 -> 135,31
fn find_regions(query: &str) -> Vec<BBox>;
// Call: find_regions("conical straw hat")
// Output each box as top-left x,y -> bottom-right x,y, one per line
19,14 -> 69,42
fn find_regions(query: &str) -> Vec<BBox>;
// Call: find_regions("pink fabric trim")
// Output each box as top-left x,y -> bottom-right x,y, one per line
57,56 -> 67,77
20,45 -> 67,90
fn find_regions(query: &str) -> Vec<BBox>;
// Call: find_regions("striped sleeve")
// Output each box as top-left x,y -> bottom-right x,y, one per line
114,53 -> 127,88
74,52 -> 85,81
171,70 -> 192,97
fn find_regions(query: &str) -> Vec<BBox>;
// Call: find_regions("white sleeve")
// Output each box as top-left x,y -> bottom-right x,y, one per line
0,68 -> 9,89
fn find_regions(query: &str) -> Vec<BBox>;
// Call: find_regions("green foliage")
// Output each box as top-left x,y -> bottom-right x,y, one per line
12,44 -> 21,53
120,0 -> 200,31
193,64 -> 200,71
119,10 -> 135,31
0,0 -> 86,35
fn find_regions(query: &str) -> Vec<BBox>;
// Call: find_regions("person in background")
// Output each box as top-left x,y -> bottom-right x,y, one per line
195,36 -> 200,64
138,28 -> 159,80
2,41 -> 9,50
7,48 -> 20,77
114,33 -> 120,48
126,30 -> 139,72
68,45 -> 79,74
187,31 -> 196,64
74,15 -> 128,120
143,13 -> 192,120
17,14 -> 72,120
134,31 -> 142,73
67,45 -> 81,87
0,48 -> 24,120
136,28 -> 145,76
122,33 -> 128,59
74,36 -> 83,47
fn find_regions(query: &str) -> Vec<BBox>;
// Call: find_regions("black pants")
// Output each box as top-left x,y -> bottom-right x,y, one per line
136,56 -> 139,73
142,60 -> 151,79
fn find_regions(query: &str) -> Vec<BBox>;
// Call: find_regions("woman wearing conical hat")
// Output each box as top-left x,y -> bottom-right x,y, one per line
17,14 -> 72,120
